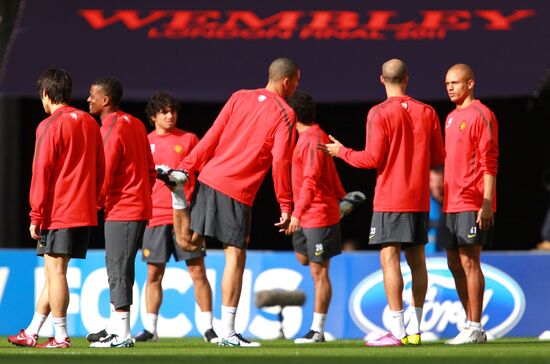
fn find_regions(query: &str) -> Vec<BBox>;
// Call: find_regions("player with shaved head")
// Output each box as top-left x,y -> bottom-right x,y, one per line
166,57 -> 300,347
324,59 -> 445,346
442,64 -> 499,345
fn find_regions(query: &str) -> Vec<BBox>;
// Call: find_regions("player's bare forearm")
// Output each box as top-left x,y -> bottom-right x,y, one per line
173,209 -> 197,252
477,174 -> 496,230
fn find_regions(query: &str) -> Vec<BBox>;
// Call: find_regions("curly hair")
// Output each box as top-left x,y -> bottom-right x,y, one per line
145,91 -> 181,126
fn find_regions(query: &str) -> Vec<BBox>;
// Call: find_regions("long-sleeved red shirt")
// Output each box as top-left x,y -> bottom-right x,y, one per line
443,100 -> 499,213
292,124 -> 346,228
179,88 -> 296,212
148,128 -> 199,227
338,96 -> 445,212
30,106 -> 105,229
100,111 -> 155,221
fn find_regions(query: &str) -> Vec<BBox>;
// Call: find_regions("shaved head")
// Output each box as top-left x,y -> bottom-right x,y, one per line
382,59 -> 408,84
269,58 -> 299,82
447,63 -> 475,81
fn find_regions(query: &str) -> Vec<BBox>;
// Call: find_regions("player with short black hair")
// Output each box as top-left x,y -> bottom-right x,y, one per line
283,91 -> 346,344
168,57 -> 300,347
8,69 -> 105,349
86,77 -> 156,348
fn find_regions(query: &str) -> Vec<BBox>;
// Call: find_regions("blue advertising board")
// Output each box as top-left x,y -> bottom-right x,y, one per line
0,250 -> 549,340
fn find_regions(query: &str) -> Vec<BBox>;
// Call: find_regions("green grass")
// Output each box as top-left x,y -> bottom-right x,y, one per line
1,338 -> 550,364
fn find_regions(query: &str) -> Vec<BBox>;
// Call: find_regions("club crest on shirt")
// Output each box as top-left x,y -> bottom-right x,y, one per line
459,120 -> 467,131
173,144 -> 183,153
400,102 -> 408,110
150,144 -> 155,153
70,112 -> 78,120
258,95 -> 267,102
122,115 -> 130,123
446,117 -> 453,128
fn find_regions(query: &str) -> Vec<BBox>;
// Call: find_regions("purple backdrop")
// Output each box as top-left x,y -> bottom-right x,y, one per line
1,0 -> 548,102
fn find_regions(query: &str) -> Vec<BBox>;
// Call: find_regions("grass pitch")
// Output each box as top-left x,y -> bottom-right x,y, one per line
1,337 -> 549,364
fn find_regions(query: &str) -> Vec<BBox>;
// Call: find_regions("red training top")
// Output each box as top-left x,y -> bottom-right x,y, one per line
100,111 -> 155,221
148,128 -> 199,227
443,99 -> 499,213
30,106 -> 105,229
292,124 -> 346,228
338,96 -> 445,212
179,88 -> 296,212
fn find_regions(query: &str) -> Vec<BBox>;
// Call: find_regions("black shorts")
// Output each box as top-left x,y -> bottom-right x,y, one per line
440,211 -> 494,250
292,224 -> 342,263
369,212 -> 429,247
105,220 -> 146,309
36,227 -> 92,259
142,224 -> 205,263
190,182 -> 251,249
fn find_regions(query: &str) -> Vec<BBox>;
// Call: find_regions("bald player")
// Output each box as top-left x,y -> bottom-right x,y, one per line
169,58 -> 300,347
442,64 -> 498,345
324,59 -> 445,346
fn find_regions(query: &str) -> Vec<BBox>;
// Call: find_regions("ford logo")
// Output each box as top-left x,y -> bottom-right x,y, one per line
349,257 -> 525,339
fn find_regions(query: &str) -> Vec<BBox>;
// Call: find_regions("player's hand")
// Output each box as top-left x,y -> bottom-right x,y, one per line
274,212 -> 291,233
177,236 -> 201,252
284,216 -> 300,235
320,135 -> 344,157
477,199 -> 494,230
29,224 -> 39,240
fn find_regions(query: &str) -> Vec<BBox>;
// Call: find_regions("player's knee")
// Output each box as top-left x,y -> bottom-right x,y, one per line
187,265 -> 207,282
447,258 -> 462,275
310,262 -> 329,281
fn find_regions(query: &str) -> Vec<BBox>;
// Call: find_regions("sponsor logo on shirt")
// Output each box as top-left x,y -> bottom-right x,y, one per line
173,144 -> 183,153
150,144 -> 155,153
459,120 -> 467,131
122,115 -> 130,122
400,102 -> 408,110
258,95 -> 267,102
446,117 -> 453,128
70,112 -> 78,120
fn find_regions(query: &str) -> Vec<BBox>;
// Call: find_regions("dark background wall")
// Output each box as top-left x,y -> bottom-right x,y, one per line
7,93 -> 550,251
0,0 -> 549,250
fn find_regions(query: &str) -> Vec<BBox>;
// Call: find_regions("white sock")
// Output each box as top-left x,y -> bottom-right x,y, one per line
144,313 -> 158,334
406,307 -> 423,335
52,316 -> 68,341
113,310 -> 131,340
197,311 -> 213,334
26,312 -> 48,336
310,312 -> 327,334
470,321 -> 482,331
464,320 -> 472,329
389,310 -> 406,339
107,304 -> 116,334
221,305 -> 237,339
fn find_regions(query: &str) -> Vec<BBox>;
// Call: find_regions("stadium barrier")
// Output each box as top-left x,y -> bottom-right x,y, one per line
0,250 -> 548,339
